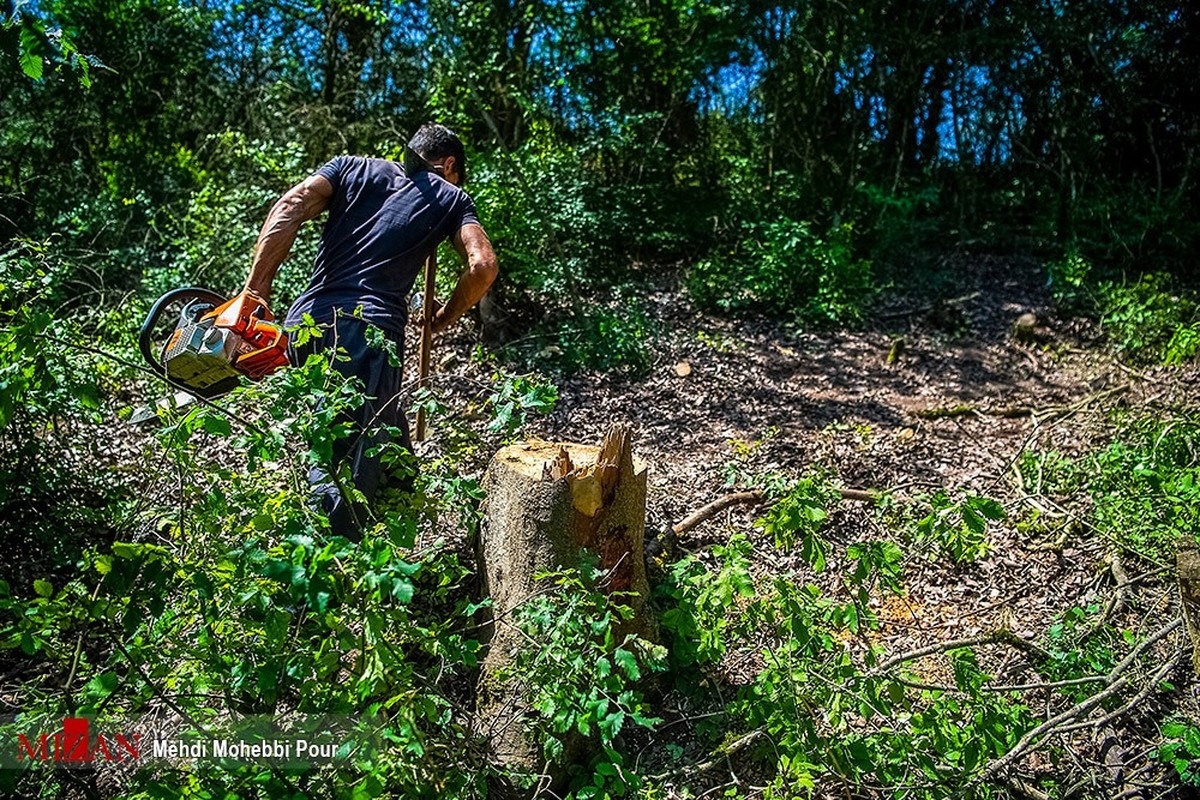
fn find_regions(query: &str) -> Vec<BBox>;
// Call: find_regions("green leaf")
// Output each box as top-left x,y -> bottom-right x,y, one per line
85,671 -> 119,699
201,414 -> 232,437
18,28 -> 44,81
33,579 -> 53,597
391,580 -> 414,604
613,648 -> 640,681
112,541 -> 168,560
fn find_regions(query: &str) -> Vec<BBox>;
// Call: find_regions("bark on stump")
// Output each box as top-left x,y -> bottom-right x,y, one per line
476,423 -> 651,781
1178,547 -> 1200,675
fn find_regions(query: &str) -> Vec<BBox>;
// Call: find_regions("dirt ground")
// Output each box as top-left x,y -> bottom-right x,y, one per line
439,253 -> 1199,795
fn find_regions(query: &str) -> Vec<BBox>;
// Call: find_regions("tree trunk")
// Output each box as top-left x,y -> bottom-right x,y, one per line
476,423 -> 652,778
1178,547 -> 1200,675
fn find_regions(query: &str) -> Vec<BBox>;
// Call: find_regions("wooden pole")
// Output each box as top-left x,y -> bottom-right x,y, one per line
414,251 -> 436,441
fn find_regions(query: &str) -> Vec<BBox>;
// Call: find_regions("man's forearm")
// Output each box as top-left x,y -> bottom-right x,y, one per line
245,175 -> 333,301
433,261 -> 498,333
246,200 -> 303,300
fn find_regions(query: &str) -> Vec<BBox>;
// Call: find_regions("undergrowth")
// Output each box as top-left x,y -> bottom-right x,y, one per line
0,240 -> 1195,798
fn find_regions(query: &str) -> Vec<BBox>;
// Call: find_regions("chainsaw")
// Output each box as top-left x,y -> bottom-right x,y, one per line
138,288 -> 290,401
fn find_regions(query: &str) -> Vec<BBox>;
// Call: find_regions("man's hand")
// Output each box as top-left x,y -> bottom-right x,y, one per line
409,297 -> 444,330
245,174 -> 333,301
423,224 -> 498,333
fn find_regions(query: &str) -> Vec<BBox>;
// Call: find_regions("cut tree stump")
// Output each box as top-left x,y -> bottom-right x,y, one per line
1178,547 -> 1200,675
476,422 -> 652,779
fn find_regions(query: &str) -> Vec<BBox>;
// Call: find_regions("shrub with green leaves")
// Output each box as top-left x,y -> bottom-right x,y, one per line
1042,605 -> 1120,701
1098,273 -> 1198,363
0,294 -> 565,797
754,471 -> 842,568
149,131 -> 320,304
1089,415 -> 1200,564
1047,252 -> 1199,364
688,219 -> 874,325
1159,720 -> 1200,786
500,564 -> 665,798
507,298 -> 656,377
0,241 -> 134,592
658,534 -> 756,671
2,343 -> 494,797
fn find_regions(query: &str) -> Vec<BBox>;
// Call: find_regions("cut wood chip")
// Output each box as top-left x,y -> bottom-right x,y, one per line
547,446 -> 574,480
674,360 -> 692,377
568,465 -> 605,516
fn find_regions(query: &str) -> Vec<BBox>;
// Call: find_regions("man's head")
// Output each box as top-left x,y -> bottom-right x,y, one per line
406,123 -> 467,186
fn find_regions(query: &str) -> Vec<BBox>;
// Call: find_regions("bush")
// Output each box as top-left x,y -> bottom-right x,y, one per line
0,241 -> 132,591
1097,273 -> 1198,364
688,219 -> 874,325
0,296 -> 567,797
1046,251 -> 1199,364
148,132 -> 320,304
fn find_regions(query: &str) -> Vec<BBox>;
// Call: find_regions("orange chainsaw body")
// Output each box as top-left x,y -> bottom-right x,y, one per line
153,290 -> 290,395
205,291 -> 290,379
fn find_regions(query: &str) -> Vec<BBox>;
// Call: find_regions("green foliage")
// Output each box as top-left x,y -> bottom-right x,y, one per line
0,241 -> 131,589
5,0 -> 1200,795
409,361 -> 557,472
1015,412 -> 1200,568
3,6 -> 100,86
1045,249 -> 1093,311
688,219 -> 874,326
1042,605 -> 1119,701
1017,449 -> 1084,497
658,535 -> 756,670
903,490 -> 1006,563
754,472 -> 842,570
504,297 -> 656,378
855,181 -> 943,260
484,370 -> 559,437
502,565 -> 665,778
2,356 -> 471,797
1097,273 -> 1198,364
1158,720 -> 1200,786
1088,415 -> 1200,564
560,301 -> 655,376
1047,252 -> 1200,364
1164,322 -> 1200,366
710,543 -> 1034,797
152,132 -> 319,304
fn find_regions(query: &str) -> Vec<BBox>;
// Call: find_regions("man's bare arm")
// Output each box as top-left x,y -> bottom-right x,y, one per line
245,174 -> 334,301
431,223 -> 499,334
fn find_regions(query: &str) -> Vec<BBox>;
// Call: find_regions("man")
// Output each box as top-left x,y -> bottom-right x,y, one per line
244,123 -> 498,538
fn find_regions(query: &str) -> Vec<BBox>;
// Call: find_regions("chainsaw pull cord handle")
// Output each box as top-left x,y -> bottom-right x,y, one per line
234,319 -> 289,378
138,287 -> 228,374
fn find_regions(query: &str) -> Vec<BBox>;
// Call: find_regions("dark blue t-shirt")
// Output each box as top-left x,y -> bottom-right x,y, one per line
285,155 -> 479,338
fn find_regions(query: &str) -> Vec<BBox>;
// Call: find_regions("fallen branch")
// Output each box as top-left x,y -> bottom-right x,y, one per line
870,629 -> 1048,677
647,728 -> 767,782
894,674 -> 1107,695
970,616 -> 1183,788
672,486 -> 880,536
911,384 -> 1131,424
672,491 -> 767,535
1081,551 -> 1131,643
1057,645 -> 1184,736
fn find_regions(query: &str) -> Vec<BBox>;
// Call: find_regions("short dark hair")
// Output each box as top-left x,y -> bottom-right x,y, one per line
407,123 -> 467,184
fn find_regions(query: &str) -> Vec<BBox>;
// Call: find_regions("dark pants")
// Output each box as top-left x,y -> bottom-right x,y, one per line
290,316 -> 413,540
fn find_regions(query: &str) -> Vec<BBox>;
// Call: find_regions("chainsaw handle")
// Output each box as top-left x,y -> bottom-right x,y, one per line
138,287 -> 228,373
234,321 -> 289,379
